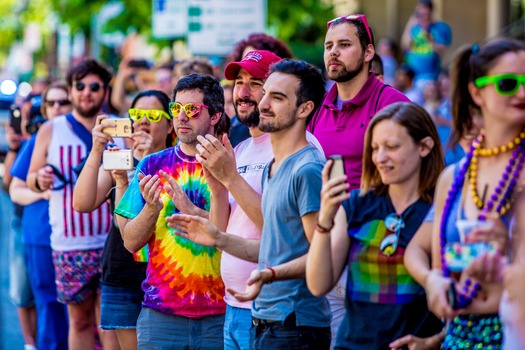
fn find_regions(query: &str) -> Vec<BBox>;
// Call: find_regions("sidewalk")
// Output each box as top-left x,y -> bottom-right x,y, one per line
0,185 -> 24,349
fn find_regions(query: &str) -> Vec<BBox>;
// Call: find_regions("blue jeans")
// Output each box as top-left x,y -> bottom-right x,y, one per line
25,244 -> 69,350
137,307 -> 224,349
251,313 -> 331,350
224,305 -> 251,350
9,214 -> 34,307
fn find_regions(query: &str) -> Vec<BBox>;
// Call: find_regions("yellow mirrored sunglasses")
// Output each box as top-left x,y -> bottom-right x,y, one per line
128,108 -> 172,123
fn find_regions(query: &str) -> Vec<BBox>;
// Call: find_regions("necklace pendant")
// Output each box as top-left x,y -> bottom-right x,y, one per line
380,234 -> 399,256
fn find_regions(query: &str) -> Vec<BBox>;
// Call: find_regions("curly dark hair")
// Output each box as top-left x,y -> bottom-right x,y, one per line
226,33 -> 293,63
66,58 -> 112,89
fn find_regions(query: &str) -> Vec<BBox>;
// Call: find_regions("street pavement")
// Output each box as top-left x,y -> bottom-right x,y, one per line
0,184 -> 24,349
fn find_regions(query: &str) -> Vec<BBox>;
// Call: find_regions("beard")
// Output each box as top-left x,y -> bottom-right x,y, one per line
327,53 -> 366,83
258,108 -> 296,133
234,98 -> 260,128
74,99 -> 104,119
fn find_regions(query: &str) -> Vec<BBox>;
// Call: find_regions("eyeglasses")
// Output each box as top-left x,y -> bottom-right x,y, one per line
379,213 -> 405,256
45,99 -> 71,107
129,108 -> 172,123
74,81 -> 103,92
475,74 -> 525,96
169,102 -> 209,119
326,14 -> 372,45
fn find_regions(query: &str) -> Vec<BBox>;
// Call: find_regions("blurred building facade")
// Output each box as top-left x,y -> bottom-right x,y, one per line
337,0 -> 524,67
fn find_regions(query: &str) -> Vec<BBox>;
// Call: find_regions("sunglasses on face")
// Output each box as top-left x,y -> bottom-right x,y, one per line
169,102 -> 209,119
74,81 -> 103,92
379,213 -> 405,257
129,108 -> 172,123
475,74 -> 525,96
326,14 -> 373,45
45,99 -> 71,107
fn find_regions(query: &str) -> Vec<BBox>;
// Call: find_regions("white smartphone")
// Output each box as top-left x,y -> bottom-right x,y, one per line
103,149 -> 133,170
328,155 -> 346,180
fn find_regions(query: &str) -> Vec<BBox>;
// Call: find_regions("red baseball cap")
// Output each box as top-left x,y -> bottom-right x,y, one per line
224,50 -> 282,80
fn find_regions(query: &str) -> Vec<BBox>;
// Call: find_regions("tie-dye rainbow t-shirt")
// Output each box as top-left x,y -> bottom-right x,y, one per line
115,145 -> 225,318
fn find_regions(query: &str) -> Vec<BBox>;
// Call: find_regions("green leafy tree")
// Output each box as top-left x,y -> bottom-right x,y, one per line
268,0 -> 335,67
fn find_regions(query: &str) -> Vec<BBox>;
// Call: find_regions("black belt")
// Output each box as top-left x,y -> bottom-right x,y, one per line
252,312 -> 296,327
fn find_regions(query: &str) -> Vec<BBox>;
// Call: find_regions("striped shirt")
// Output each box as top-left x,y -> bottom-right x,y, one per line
47,115 -> 111,251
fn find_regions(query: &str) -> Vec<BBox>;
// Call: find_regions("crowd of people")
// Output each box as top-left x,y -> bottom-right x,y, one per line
4,0 -> 525,349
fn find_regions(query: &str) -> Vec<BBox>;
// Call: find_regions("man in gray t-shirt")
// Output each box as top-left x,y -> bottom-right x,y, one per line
240,59 -> 331,349
167,59 -> 331,349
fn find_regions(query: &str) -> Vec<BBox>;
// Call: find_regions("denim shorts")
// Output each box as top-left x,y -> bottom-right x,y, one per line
100,283 -> 144,330
9,214 -> 35,307
137,307 -> 224,349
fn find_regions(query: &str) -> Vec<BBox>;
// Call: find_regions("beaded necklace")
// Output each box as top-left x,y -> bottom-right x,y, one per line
440,130 -> 525,308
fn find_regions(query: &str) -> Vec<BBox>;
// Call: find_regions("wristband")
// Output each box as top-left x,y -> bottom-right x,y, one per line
265,266 -> 276,284
8,147 -> 20,153
315,217 -> 333,234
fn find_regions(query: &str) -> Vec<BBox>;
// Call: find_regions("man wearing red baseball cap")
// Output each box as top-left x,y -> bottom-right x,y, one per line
187,50 -> 323,349
224,50 -> 282,80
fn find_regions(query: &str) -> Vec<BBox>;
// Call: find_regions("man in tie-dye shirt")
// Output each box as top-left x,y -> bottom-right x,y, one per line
115,74 -> 226,349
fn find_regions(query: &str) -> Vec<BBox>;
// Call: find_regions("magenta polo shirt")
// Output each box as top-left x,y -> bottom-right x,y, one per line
308,73 -> 409,190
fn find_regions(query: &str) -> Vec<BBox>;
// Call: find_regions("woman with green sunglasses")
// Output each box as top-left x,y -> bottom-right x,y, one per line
423,38 -> 525,350
72,90 -> 174,350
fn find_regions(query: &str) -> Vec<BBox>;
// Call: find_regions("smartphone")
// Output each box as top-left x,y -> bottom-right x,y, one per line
101,118 -> 133,138
103,149 -> 133,171
447,281 -> 457,309
328,155 -> 346,180
128,59 -> 151,69
9,104 -> 22,135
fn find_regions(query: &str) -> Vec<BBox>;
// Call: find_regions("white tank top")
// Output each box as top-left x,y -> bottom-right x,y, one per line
47,115 -> 111,251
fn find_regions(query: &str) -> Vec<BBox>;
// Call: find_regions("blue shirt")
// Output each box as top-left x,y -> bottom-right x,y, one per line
10,134 -> 51,246
253,145 -> 331,327
405,21 -> 452,81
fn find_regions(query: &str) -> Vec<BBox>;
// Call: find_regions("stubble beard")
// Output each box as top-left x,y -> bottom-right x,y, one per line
258,108 -> 297,133
327,54 -> 366,83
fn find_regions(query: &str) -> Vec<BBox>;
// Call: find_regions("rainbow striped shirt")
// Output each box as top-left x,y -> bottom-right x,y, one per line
342,190 -> 429,304
115,145 -> 225,318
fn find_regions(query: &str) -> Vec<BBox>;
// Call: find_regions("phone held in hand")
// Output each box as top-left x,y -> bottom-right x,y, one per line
128,59 -> 151,69
101,118 -> 133,138
328,155 -> 346,180
447,280 -> 457,309
9,104 -> 22,135
103,149 -> 133,171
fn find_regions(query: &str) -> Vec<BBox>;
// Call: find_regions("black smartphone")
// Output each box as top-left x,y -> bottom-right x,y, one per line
447,281 -> 457,310
9,104 -> 22,135
128,59 -> 151,69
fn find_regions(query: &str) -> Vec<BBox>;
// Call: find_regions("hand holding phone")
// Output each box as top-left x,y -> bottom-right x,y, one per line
328,155 -> 346,180
101,118 -> 133,138
103,149 -> 133,171
447,281 -> 457,310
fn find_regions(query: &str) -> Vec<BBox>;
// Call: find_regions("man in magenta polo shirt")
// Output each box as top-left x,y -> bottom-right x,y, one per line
309,14 -> 409,191
308,14 -> 409,345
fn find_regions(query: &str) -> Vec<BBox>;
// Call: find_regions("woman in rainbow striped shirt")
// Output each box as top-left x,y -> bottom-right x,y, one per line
306,102 -> 444,349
